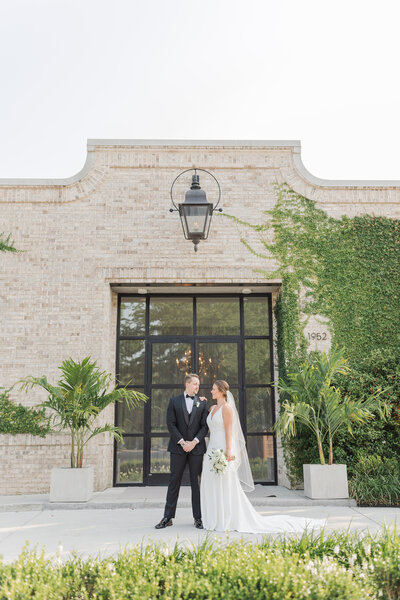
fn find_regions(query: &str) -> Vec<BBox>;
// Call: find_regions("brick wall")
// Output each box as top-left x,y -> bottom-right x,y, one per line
1,141 -> 399,494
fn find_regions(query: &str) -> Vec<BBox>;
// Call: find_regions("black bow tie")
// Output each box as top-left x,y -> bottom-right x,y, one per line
186,395 -> 195,400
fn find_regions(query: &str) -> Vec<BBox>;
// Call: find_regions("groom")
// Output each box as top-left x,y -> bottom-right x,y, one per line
155,373 -> 208,529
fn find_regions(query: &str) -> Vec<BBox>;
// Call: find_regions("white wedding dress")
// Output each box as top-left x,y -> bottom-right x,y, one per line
200,404 -> 325,533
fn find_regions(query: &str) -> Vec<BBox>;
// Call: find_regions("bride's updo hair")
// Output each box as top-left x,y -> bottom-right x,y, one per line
214,380 -> 229,399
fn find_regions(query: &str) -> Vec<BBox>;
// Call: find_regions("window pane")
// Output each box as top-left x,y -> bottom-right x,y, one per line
151,388 -> 183,432
116,399 -> 144,434
244,297 -> 270,336
151,437 -> 171,475
196,298 -> 240,335
245,339 -> 271,384
149,298 -> 193,335
116,437 -> 143,483
152,342 -> 192,384
119,298 -> 146,336
119,340 -> 145,385
247,435 -> 275,482
198,342 -> 238,384
246,388 -> 274,433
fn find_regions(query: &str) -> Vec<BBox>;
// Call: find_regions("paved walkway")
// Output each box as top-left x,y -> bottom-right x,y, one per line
0,486 -> 398,563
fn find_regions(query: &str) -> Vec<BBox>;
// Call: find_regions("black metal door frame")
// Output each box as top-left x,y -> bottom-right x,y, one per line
114,292 -> 277,486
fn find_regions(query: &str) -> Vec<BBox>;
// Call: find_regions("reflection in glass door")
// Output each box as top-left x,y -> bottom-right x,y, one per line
114,293 -> 276,486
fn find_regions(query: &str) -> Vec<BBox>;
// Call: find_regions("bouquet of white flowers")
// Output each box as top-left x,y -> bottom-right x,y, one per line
209,448 -> 230,475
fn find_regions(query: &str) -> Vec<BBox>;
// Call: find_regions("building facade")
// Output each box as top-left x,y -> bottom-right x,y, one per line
1,140 -> 399,495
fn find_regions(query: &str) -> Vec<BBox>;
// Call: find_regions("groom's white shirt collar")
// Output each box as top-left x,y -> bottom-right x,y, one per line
178,392 -> 200,446
184,393 -> 195,413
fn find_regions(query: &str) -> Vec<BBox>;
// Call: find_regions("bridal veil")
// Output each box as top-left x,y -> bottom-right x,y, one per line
227,391 -> 255,492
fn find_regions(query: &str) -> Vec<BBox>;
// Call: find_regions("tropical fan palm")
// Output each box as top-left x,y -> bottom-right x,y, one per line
20,357 -> 147,467
274,347 -> 389,465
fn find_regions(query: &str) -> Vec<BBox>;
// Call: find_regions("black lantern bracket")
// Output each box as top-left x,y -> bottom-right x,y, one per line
169,168 -> 222,213
169,168 -> 223,252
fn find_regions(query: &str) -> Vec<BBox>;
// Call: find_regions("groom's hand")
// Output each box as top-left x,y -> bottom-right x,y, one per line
183,440 -> 197,452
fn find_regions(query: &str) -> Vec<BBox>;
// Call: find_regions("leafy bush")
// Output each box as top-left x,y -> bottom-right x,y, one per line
334,349 -> 400,472
2,530 -> 400,599
0,388 -> 50,437
4,532 -> 400,600
275,347 -> 388,466
349,456 -> 400,506
283,348 -> 400,500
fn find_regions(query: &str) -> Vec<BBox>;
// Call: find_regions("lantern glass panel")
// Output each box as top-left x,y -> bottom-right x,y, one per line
183,204 -> 209,236
203,209 -> 212,239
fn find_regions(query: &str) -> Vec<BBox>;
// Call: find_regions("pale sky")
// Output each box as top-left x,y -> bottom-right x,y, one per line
1,0 -> 400,181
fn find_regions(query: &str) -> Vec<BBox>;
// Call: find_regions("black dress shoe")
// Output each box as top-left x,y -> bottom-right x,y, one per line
194,518 -> 203,529
155,517 -> 173,529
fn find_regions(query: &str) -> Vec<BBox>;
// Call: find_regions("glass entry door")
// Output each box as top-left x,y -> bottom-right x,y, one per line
114,294 -> 276,486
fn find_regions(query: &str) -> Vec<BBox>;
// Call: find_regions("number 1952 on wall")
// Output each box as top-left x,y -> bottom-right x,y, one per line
307,332 -> 328,341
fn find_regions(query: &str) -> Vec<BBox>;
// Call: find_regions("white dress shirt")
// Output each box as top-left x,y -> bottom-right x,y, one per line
185,393 -> 195,414
178,393 -> 199,446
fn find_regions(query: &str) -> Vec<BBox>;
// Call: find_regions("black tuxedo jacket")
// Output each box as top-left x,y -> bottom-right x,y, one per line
166,393 -> 208,455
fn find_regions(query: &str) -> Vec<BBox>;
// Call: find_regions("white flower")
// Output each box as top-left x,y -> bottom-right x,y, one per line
209,448 -> 228,475
348,553 -> 358,566
363,543 -> 371,556
333,545 -> 340,555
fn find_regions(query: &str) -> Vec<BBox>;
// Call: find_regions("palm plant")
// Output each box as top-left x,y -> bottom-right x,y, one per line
20,357 -> 147,468
274,347 -> 389,465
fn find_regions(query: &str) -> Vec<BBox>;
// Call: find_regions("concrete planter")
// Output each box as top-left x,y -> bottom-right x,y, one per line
49,467 -> 94,502
303,464 -> 349,499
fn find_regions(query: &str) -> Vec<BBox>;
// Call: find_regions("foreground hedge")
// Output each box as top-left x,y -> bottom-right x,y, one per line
1,529 -> 400,599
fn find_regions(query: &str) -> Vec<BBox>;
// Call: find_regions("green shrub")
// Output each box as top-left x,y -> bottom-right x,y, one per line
2,531 -> 400,599
1,532 -> 388,600
283,348 -> 400,497
0,388 -> 50,437
349,455 -> 400,506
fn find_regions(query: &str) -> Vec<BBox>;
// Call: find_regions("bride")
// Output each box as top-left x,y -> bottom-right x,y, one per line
200,380 -> 325,533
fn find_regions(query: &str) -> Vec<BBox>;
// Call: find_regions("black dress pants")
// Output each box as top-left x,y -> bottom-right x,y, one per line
164,452 -> 204,520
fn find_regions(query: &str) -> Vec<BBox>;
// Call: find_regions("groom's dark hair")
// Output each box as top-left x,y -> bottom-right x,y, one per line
184,373 -> 200,384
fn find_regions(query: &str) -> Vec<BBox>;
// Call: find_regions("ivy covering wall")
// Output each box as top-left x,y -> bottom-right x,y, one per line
261,185 -> 400,371
228,184 -> 400,485
0,389 -> 50,437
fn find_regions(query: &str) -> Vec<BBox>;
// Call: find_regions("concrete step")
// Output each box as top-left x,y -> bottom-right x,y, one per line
0,485 -> 357,512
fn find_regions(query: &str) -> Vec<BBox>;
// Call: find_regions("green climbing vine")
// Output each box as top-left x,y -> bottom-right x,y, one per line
227,183 -> 400,368
0,388 -> 51,437
0,233 -> 19,253
225,183 -> 400,484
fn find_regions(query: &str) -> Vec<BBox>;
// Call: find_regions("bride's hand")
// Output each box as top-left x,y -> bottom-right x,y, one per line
226,451 -> 235,462
199,396 -> 207,402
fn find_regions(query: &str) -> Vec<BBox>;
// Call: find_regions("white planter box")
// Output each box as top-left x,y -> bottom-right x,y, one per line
49,467 -> 94,502
303,464 -> 349,499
